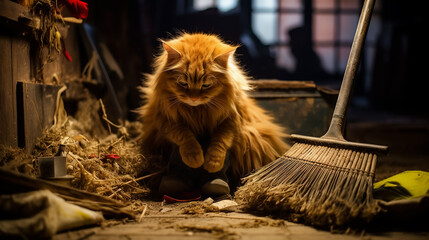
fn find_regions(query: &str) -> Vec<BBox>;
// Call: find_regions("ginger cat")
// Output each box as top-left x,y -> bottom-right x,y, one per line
138,33 -> 289,184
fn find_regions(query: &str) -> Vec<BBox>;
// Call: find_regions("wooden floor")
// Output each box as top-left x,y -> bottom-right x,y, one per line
53,200 -> 429,240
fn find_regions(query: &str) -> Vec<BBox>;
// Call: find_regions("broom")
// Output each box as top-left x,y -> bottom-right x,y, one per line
235,0 -> 388,227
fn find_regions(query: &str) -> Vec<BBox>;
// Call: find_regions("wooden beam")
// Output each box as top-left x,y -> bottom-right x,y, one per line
0,31 -> 18,147
248,80 -> 317,90
0,167 -> 134,219
0,0 -> 39,29
18,82 -> 61,152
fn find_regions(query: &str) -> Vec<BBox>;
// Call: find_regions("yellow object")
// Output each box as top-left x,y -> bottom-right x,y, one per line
55,31 -> 61,49
374,171 -> 429,199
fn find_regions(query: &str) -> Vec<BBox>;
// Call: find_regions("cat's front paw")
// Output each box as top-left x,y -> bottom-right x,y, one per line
204,148 -> 226,173
179,144 -> 204,168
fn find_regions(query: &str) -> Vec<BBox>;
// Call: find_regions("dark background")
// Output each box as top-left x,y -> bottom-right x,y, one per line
83,0 -> 428,121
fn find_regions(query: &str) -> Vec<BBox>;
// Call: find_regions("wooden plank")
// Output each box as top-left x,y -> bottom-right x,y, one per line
0,31 -> 18,147
249,80 -> 317,90
10,36 -> 31,148
0,168 -> 134,219
19,82 -> 61,152
0,0 -> 38,29
0,0 -> 30,22
11,36 -> 30,83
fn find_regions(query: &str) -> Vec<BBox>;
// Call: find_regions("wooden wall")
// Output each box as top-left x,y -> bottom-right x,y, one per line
0,0 -> 82,152
0,30 -> 29,148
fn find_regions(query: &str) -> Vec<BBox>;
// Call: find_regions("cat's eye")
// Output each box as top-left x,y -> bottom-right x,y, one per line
177,81 -> 188,88
202,83 -> 212,89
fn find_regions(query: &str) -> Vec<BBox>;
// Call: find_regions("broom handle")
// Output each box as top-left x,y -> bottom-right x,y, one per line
322,0 -> 375,141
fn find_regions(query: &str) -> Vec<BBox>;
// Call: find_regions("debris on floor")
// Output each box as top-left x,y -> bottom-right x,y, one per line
181,201 -> 220,215
212,199 -> 239,210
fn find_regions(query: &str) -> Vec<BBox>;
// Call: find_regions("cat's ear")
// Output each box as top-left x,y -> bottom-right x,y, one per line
162,41 -> 181,63
214,47 -> 237,69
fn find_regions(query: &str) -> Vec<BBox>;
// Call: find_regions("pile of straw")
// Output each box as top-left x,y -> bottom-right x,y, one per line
30,93 -> 154,203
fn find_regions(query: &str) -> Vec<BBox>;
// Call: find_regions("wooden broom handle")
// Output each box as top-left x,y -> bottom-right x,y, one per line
322,0 -> 376,141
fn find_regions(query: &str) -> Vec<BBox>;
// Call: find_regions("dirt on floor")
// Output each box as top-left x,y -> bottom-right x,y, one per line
50,197 -> 429,240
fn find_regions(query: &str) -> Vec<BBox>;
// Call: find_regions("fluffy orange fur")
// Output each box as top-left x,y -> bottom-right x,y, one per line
138,33 -> 289,182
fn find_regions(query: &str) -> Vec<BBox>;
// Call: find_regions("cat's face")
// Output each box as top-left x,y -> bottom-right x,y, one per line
161,34 -> 236,107
167,64 -> 224,107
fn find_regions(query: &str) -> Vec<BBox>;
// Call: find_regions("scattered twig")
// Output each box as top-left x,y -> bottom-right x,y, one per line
108,188 -> 124,200
68,152 -> 98,182
137,204 -> 148,222
53,85 -> 67,127
118,170 -> 165,187
119,190 -> 131,200
82,51 -> 98,82
54,14 -> 83,24
109,136 -> 125,148
99,99 -> 122,134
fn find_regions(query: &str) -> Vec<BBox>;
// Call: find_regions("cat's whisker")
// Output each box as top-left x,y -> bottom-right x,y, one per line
208,98 -> 225,111
170,100 -> 182,109
166,96 -> 182,110
205,101 -> 217,111
205,101 -> 216,110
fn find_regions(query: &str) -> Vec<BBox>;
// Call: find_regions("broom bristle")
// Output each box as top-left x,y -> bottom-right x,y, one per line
235,143 -> 381,227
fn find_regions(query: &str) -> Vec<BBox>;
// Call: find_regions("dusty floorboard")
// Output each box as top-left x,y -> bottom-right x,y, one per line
53,200 -> 429,240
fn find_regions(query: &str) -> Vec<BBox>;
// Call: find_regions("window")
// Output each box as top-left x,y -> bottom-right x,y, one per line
252,0 -> 381,89
193,0 -> 239,13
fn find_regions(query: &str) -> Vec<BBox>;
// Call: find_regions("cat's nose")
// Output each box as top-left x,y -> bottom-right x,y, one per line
190,97 -> 199,102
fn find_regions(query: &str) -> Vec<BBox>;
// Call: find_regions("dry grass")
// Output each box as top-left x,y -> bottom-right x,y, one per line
33,103 -> 152,202
2,94 -> 157,205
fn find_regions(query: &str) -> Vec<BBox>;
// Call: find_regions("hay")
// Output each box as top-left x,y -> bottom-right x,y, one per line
182,202 -> 220,215
4,91 -> 155,204
0,145 -> 35,176
34,122 -> 151,201
31,0 -> 62,56
32,107 -> 151,202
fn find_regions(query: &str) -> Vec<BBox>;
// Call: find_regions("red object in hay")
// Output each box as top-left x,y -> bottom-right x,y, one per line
105,154 -> 120,160
60,0 -> 88,19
